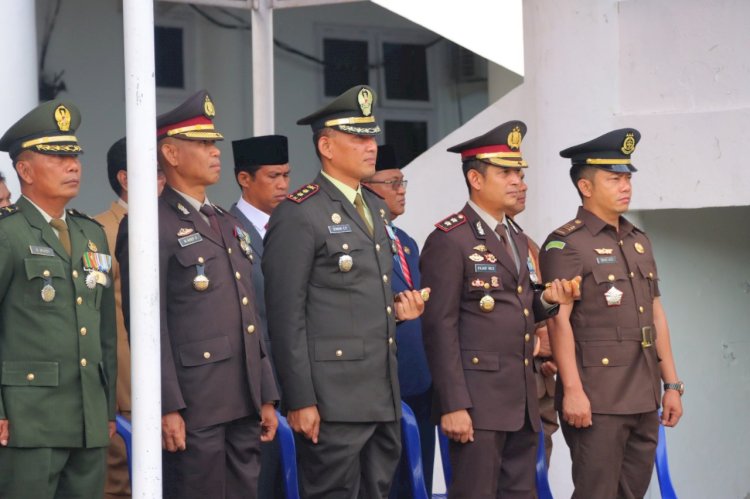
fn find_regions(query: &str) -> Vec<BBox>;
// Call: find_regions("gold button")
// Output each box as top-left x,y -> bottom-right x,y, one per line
383,275 -> 388,283
198,257 -> 205,264
80,327 -> 87,336
247,325 -> 255,334
235,272 -> 241,280
343,243 -> 350,251
629,272 -> 635,278
43,270 -> 51,278
484,283 -> 490,289
525,333 -> 530,342
386,306 -> 392,315
228,248 -> 233,254
27,373 -> 35,381
575,219 -> 582,224
80,358 -> 87,367
472,357 -> 479,365
203,352 -> 211,359
376,244 -> 381,251
618,240 -> 624,246
524,358 -> 529,366
335,349 -> 343,357
76,296 -> 83,305
602,358 -> 610,366
649,272 -> 654,279
639,306 -> 644,313
72,270 -> 79,278
608,274 -> 615,282
523,308 -> 530,317
242,297 -> 249,306
517,286 -> 523,294
388,337 -> 393,345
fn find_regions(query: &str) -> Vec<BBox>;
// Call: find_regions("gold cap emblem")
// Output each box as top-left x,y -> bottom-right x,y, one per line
507,126 -> 522,150
204,95 -> 216,118
357,88 -> 373,117
621,132 -> 636,155
54,105 -> 71,132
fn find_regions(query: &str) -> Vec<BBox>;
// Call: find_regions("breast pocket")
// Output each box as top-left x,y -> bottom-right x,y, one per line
179,336 -> 232,367
465,272 -> 504,298
174,244 -> 218,293
637,261 -> 658,301
23,258 -> 67,307
311,237 -> 364,288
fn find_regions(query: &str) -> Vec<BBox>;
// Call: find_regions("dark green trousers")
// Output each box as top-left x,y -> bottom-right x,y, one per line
0,446 -> 106,499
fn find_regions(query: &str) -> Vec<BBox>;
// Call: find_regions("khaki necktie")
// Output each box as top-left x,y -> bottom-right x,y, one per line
50,218 -> 71,256
353,193 -> 374,236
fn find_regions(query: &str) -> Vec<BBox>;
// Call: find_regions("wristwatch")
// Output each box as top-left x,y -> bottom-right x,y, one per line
663,381 -> 684,396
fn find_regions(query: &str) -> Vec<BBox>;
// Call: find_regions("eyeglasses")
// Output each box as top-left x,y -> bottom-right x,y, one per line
365,179 -> 408,191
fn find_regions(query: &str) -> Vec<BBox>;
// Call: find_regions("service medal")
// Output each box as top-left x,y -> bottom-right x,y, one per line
87,240 -> 98,252
85,271 -> 97,289
469,253 -> 484,262
485,254 -> 497,263
193,274 -> 210,291
604,286 -> 624,306
471,278 -> 485,288
479,294 -> 495,312
41,283 -> 56,302
491,276 -> 500,288
338,254 -> 353,272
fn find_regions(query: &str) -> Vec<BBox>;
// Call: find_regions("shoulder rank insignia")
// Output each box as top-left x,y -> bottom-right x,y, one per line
0,204 -> 19,220
553,218 -> 584,236
362,183 -> 384,199
507,216 -> 523,234
287,184 -> 319,203
67,208 -> 103,226
435,213 -> 467,232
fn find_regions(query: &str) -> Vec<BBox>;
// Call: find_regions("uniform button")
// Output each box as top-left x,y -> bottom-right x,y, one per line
388,337 -> 394,345
608,274 -> 615,282
629,272 -> 635,278
383,275 -> 388,283
43,269 -> 51,278
386,306 -> 392,315
471,357 -> 479,365
235,271 -> 241,280
335,349 -> 343,357
198,257 -> 205,264
525,333 -> 530,342
343,243 -> 350,251
227,248 -> 233,254
80,358 -> 87,367
242,297 -> 249,306
574,219 -> 582,224
484,283 -> 491,290
517,286 -> 523,294
76,296 -> 83,305
523,308 -> 530,317
649,272 -> 654,279
203,352 -> 211,359
27,373 -> 35,381
524,358 -> 529,366
80,327 -> 88,336
618,240 -> 624,246
375,244 -> 381,251
639,306 -> 644,313
602,358 -> 610,366
72,270 -> 79,278
247,325 -> 255,334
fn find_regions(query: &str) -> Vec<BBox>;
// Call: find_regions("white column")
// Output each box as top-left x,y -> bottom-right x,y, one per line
0,0 -> 38,202
122,0 -> 162,496
251,0 -> 275,135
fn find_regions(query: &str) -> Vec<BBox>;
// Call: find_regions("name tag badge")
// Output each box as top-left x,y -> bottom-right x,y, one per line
474,263 -> 497,273
29,245 -> 55,256
178,233 -> 204,247
328,224 -> 352,234
596,256 -> 617,265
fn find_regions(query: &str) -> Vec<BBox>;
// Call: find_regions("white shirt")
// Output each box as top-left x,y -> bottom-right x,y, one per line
235,196 -> 270,238
172,188 -> 212,225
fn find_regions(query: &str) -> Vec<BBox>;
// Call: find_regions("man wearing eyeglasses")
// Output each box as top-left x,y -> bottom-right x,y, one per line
363,145 -> 435,498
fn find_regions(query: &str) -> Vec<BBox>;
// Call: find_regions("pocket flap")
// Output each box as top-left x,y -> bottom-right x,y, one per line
179,336 -> 232,367
1,361 -> 59,386
581,341 -> 641,368
24,258 -> 66,281
637,261 -> 658,281
325,237 -> 361,256
174,246 -> 214,268
314,337 -> 364,361
461,350 -> 499,371
591,266 -> 628,285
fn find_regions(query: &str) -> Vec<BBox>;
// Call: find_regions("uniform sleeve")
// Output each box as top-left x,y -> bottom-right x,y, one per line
98,233 -> 118,420
262,201 -> 317,411
0,229 -> 12,419
259,337 -> 280,405
538,235 -> 584,283
420,230 -> 473,414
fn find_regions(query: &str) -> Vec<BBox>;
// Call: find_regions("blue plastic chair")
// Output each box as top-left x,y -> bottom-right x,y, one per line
655,416 -> 678,499
276,411 -> 301,499
115,414 -> 133,482
399,401 -> 430,499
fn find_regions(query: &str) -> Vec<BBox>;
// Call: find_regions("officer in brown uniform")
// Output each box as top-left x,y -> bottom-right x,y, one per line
420,121 -> 578,499
117,90 -> 279,499
539,128 -> 683,498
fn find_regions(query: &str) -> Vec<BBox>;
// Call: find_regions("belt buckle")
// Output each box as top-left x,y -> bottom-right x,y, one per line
641,326 -> 653,348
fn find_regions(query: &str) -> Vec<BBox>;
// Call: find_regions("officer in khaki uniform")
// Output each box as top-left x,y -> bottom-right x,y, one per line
263,85 -> 426,499
420,121 -> 577,499
0,100 -> 117,498
117,90 -> 279,499
540,129 -> 683,498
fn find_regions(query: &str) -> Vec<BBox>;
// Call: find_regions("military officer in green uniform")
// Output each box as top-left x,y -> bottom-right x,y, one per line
0,100 -> 117,498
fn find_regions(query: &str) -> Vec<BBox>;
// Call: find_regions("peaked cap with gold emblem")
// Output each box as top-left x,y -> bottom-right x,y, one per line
560,128 -> 640,173
447,120 -> 527,168
297,85 -> 381,135
0,100 -> 83,159
156,89 -> 224,141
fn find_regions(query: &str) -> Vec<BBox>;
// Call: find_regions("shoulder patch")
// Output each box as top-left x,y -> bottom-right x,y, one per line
435,212 -> 467,232
0,204 -> 20,220
287,184 -> 319,204
67,208 -> 103,227
362,183 -> 384,200
554,218 -> 584,236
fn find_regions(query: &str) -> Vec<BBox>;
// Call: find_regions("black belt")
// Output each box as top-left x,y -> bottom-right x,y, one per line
575,325 -> 655,348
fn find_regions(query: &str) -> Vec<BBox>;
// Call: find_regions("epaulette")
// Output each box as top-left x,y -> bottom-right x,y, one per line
362,183 -> 384,199
0,204 -> 19,220
435,212 -> 467,232
507,216 -> 523,234
287,184 -> 319,204
211,203 -> 227,215
67,208 -> 103,227
554,218 -> 584,236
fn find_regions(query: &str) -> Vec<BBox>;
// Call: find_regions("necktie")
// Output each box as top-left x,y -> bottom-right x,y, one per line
495,223 -> 519,271
200,204 -> 221,237
49,218 -> 71,256
353,193 -> 374,236
393,231 -> 413,288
